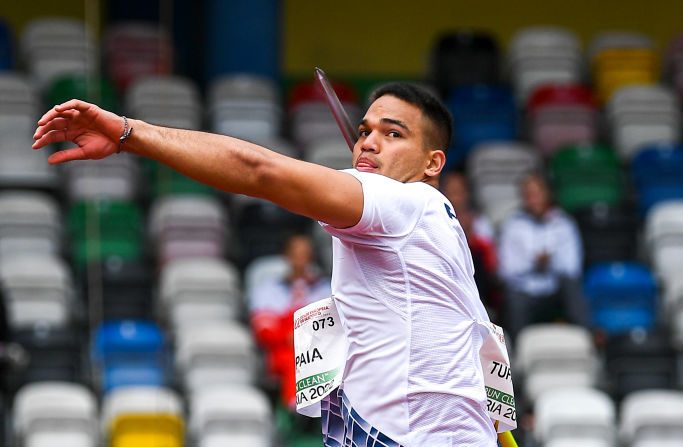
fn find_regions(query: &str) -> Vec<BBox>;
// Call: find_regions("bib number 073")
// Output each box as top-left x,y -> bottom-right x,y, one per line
312,317 -> 335,331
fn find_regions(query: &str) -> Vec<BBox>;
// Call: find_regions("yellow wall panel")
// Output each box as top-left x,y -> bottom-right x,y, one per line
284,0 -> 683,77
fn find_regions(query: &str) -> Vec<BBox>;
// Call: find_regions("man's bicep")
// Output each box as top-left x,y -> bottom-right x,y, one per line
260,157 -> 364,229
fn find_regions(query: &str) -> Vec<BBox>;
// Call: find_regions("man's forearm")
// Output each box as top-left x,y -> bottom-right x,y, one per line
122,119 -> 363,228
125,119 -> 283,198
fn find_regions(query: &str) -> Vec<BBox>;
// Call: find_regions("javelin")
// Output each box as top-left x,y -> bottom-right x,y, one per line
314,67 -> 357,151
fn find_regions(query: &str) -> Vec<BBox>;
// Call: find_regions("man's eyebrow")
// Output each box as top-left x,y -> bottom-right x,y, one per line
358,118 -> 411,133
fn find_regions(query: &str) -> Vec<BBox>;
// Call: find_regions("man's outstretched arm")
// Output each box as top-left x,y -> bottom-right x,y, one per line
33,100 -> 363,228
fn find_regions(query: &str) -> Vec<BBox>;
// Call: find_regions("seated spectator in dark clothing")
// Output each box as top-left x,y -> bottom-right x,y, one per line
441,170 -> 494,243
442,170 -> 501,320
498,173 -> 590,339
457,205 -> 503,322
249,234 -> 331,409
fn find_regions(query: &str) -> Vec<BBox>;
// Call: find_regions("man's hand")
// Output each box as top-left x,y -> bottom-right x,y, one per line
32,99 -> 124,164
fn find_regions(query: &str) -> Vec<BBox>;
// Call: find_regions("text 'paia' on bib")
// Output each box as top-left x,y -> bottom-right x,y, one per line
294,297 -> 347,417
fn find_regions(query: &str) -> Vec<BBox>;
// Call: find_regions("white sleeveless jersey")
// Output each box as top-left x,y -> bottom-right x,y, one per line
321,170 -> 497,447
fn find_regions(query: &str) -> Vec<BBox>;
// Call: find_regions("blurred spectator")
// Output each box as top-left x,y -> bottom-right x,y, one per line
442,170 -> 500,320
249,234 -> 331,408
457,205 -> 502,322
441,170 -> 494,242
498,173 -> 590,339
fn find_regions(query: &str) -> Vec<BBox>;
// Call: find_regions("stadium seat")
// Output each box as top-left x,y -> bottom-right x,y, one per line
189,384 -> 272,447
235,200 -> 311,266
93,320 -> 168,392
104,22 -> 173,94
0,73 -> 38,124
87,258 -> 154,320
620,390 -> 683,446
306,138 -> 353,170
633,145 -> 683,216
665,33 -> 683,96
63,155 -> 141,202
149,195 -> 228,265
508,27 -> 583,104
534,387 -> 615,446
589,31 -> 658,103
20,17 -> 96,92
204,0 -> 280,81
604,328 -> 676,401
574,203 -> 638,266
428,30 -> 500,98
102,386 -> 183,447
175,322 -> 256,393
13,382 -> 97,447
526,84 -> 598,156
288,79 -> 361,150
244,255 -> 288,305
584,263 -> 658,334
0,191 -> 62,261
467,142 -> 540,226
445,85 -> 517,167
208,74 -> 282,140
645,199 -> 683,280
68,201 -> 144,270
0,133 -> 58,190
159,257 -> 241,330
125,75 -> 202,130
46,75 -> 119,113
7,326 -> 84,392
607,86 -> 681,161
0,253 -> 73,329
549,144 -> 623,212
515,324 -> 599,403
665,275 -> 683,349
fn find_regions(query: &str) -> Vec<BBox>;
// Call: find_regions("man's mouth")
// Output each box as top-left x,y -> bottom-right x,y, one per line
355,157 -> 378,172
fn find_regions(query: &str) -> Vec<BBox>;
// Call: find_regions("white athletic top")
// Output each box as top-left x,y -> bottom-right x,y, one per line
321,170 -> 497,447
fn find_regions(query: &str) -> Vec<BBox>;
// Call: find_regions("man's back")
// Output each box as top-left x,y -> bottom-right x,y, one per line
322,170 -> 496,446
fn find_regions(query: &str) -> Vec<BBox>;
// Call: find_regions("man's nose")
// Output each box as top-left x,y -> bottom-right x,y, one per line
361,131 -> 379,152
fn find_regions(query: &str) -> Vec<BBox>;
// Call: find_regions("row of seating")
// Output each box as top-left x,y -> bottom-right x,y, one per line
12,382 -> 272,447
517,323 -> 682,446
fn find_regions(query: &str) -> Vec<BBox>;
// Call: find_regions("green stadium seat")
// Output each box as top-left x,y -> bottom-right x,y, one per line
550,144 -> 624,212
68,201 -> 143,269
46,75 -> 119,113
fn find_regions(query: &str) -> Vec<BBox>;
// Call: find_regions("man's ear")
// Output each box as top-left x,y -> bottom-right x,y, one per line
425,149 -> 446,179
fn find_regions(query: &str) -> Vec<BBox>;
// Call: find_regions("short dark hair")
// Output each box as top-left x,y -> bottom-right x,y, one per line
369,82 -> 452,152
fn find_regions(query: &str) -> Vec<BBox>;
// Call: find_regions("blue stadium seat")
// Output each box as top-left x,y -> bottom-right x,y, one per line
205,0 -> 280,82
631,143 -> 683,216
445,85 -> 517,169
93,320 -> 168,392
584,262 -> 658,334
103,364 -> 166,392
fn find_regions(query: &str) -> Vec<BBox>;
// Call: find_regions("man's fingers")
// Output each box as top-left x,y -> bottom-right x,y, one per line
47,147 -> 87,164
33,117 -> 71,140
32,129 -> 71,149
55,99 -> 93,113
37,101 -> 88,125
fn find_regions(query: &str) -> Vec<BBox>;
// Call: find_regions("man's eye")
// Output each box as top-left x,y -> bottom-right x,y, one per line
359,130 -> 369,137
388,131 -> 401,138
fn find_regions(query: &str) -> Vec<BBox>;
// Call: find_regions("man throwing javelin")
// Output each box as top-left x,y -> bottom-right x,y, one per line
33,83 -> 498,446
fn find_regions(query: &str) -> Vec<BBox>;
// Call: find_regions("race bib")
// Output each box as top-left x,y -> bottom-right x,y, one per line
479,321 -> 517,433
293,297 -> 347,417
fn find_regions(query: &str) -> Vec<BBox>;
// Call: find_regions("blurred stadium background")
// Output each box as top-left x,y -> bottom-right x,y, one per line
2,0 -> 683,446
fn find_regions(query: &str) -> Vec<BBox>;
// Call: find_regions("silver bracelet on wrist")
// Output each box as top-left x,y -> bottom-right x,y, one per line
117,116 -> 134,154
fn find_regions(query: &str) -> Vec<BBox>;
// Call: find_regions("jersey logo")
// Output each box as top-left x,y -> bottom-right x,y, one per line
444,203 -> 456,220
